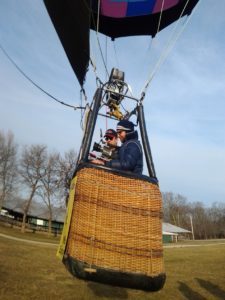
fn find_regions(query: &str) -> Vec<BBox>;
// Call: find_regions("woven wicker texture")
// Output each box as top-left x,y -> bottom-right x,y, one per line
66,167 -> 164,276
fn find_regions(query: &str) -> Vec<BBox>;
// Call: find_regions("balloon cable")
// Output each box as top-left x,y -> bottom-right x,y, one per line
0,43 -> 84,110
90,0 -> 109,79
140,0 -> 201,101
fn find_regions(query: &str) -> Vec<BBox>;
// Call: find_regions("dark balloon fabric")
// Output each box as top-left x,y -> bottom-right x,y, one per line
44,0 -> 199,86
91,0 -> 199,38
44,0 -> 90,86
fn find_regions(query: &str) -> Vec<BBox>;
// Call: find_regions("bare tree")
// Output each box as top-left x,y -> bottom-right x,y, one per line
58,149 -> 77,206
162,192 -> 189,228
39,152 -> 60,235
38,149 -> 77,235
19,144 -> 47,233
207,202 -> 225,238
0,131 -> 17,210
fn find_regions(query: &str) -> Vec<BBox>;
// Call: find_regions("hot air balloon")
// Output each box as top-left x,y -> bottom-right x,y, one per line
44,0 -> 199,291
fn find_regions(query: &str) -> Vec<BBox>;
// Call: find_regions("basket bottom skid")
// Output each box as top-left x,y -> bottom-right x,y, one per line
63,255 -> 166,292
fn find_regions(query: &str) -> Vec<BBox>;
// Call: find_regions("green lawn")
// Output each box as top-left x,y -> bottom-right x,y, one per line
1,224 -> 225,300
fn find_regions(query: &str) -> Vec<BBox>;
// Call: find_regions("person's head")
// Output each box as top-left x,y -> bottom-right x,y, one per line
116,120 -> 135,143
104,129 -> 118,147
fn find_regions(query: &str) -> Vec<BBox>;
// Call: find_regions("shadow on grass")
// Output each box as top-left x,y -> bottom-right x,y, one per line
178,281 -> 207,300
196,278 -> 225,300
87,282 -> 128,299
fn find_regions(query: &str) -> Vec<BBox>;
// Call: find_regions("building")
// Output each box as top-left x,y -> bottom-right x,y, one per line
1,202 -> 191,241
162,222 -> 191,243
1,200 -> 65,234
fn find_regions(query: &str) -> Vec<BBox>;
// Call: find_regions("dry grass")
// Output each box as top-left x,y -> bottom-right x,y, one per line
1,224 -> 225,300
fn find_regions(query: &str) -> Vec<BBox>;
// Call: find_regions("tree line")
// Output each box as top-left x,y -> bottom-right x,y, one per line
1,130 -> 225,239
0,130 -> 77,234
162,192 -> 225,240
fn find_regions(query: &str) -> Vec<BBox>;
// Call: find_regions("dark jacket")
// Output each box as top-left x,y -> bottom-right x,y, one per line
105,131 -> 143,174
110,146 -> 120,160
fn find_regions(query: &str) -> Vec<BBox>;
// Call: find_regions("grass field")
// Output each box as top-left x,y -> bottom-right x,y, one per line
1,224 -> 225,300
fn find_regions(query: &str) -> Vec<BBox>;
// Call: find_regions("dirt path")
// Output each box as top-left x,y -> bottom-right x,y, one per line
164,241 -> 225,248
1,232 -> 225,249
0,232 -> 58,247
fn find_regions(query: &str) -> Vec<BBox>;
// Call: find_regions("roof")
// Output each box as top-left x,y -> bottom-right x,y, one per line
163,231 -> 178,236
3,199 -> 66,223
4,201 -> 191,231
163,222 -> 191,234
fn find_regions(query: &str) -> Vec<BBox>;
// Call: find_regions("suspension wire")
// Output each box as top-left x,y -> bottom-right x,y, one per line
82,0 -> 108,88
89,0 -> 109,79
94,33 -> 110,80
105,36 -> 108,81
156,0 -> 165,35
89,57 -> 103,87
112,40 -> 120,69
0,42 -> 84,110
77,0 -> 103,86
105,36 -> 108,130
96,0 -> 101,34
141,0 -> 191,99
140,0 -> 200,101
134,0 -> 164,88
80,88 -> 88,129
84,0 -> 112,129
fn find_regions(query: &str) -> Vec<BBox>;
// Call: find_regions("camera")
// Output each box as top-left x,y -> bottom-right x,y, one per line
92,142 -> 114,160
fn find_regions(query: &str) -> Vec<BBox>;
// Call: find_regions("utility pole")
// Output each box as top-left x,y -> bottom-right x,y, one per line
189,214 -> 195,240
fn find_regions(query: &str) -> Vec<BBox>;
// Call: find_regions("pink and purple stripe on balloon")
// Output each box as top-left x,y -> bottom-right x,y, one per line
100,0 -> 180,18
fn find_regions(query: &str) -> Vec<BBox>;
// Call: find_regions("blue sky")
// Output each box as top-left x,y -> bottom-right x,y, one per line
0,0 -> 224,206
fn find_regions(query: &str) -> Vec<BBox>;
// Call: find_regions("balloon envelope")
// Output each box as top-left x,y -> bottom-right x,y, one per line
44,0 -> 199,86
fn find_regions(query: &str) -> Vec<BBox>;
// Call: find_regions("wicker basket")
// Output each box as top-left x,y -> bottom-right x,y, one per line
63,164 -> 166,291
